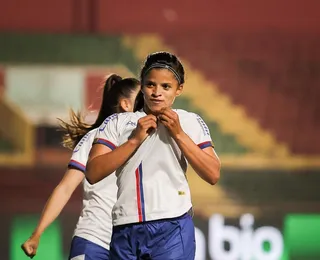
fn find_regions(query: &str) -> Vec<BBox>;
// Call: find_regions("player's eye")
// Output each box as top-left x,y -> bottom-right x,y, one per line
145,81 -> 156,87
162,84 -> 171,90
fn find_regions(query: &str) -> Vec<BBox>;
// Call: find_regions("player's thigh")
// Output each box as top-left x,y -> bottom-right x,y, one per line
69,236 -> 110,260
150,214 -> 196,260
110,225 -> 138,260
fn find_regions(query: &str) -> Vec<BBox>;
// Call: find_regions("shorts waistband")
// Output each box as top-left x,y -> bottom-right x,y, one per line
114,208 -> 193,229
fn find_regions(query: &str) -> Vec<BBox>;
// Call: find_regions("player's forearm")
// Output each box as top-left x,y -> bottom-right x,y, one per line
33,184 -> 73,237
86,139 -> 140,184
175,132 -> 221,185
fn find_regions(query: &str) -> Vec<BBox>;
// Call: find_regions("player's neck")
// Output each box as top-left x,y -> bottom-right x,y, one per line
143,105 -> 173,115
143,105 -> 156,115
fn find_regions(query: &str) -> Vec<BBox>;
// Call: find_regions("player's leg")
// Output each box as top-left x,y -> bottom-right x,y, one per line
69,236 -> 110,260
143,213 -> 196,260
109,225 -> 140,260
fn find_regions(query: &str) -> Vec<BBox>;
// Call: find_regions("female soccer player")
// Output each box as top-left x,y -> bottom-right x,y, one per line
21,74 -> 143,260
86,52 -> 221,260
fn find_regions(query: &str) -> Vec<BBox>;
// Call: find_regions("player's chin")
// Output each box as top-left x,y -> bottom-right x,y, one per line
149,104 -> 166,115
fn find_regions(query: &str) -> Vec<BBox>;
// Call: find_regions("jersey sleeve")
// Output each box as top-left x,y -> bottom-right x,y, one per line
93,113 -> 119,150
68,131 -> 95,173
189,113 -> 214,149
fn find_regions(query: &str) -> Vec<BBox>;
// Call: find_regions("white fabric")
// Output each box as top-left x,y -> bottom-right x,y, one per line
94,109 -> 213,226
68,129 -> 117,250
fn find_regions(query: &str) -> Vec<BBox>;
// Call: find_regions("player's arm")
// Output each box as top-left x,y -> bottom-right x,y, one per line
159,109 -> 220,185
86,141 -> 139,184
22,131 -> 93,258
21,169 -> 83,258
86,114 -> 157,184
173,133 -> 220,185
31,169 -> 83,237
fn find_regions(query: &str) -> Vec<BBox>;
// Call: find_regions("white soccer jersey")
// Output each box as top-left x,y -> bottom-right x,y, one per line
94,109 -> 214,226
68,128 -> 117,250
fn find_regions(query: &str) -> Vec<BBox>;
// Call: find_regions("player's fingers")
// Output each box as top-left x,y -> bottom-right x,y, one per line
158,114 -> 169,121
138,118 -> 154,129
144,121 -> 157,130
160,110 -> 178,122
161,120 -> 170,129
21,244 -> 29,253
150,121 -> 157,129
140,118 -> 158,129
147,114 -> 157,122
21,244 -> 32,256
138,121 -> 149,129
139,114 -> 157,123
159,114 -> 174,125
142,123 -> 157,135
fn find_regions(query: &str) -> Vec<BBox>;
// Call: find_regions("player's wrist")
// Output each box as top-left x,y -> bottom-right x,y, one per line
173,130 -> 187,142
31,231 -> 41,239
128,137 -> 141,147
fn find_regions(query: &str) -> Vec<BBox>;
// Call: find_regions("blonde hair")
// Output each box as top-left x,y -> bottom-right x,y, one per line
58,109 -> 91,150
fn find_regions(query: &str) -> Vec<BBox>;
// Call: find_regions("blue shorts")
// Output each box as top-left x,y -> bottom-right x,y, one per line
69,236 -> 110,260
110,213 -> 195,260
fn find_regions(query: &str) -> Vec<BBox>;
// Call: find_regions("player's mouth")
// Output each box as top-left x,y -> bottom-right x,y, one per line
150,99 -> 164,104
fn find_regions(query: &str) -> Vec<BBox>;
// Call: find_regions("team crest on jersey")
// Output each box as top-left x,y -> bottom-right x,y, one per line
73,131 -> 92,153
99,114 -> 118,132
196,114 -> 210,136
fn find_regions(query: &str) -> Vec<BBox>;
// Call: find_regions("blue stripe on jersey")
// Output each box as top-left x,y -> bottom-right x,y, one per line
198,141 -> 212,149
93,138 -> 116,150
68,160 -> 86,172
138,163 -> 146,222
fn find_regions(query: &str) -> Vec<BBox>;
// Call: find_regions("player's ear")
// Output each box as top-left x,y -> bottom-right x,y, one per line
175,84 -> 183,97
119,98 -> 131,112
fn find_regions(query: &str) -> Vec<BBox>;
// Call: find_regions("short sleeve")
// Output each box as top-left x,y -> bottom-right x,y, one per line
189,113 -> 214,149
68,130 -> 95,172
93,113 -> 119,150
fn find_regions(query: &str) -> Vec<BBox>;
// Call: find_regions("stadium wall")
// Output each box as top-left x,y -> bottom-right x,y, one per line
1,0 -> 320,34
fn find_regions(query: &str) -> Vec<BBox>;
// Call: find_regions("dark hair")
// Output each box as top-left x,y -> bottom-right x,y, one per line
134,90 -> 144,112
59,74 -> 141,150
140,51 -> 185,84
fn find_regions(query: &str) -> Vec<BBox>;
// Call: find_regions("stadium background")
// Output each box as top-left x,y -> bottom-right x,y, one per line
0,0 -> 320,259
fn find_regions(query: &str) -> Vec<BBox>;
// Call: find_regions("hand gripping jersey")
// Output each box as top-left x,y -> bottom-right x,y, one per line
94,109 -> 214,226
68,129 -> 117,250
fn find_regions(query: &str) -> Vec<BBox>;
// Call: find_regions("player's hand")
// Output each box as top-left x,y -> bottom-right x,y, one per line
131,115 -> 157,144
158,108 -> 183,138
21,235 -> 39,258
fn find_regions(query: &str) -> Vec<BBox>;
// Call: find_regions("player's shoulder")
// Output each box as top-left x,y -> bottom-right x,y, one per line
101,111 -> 145,131
73,128 -> 97,153
98,113 -> 123,132
174,109 -> 200,120
114,110 -> 145,120
79,128 -> 97,144
117,110 -> 146,122
101,113 -> 119,124
175,109 -> 210,133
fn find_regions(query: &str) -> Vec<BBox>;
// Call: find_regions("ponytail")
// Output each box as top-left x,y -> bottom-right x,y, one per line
58,109 -> 91,150
59,74 -> 140,150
